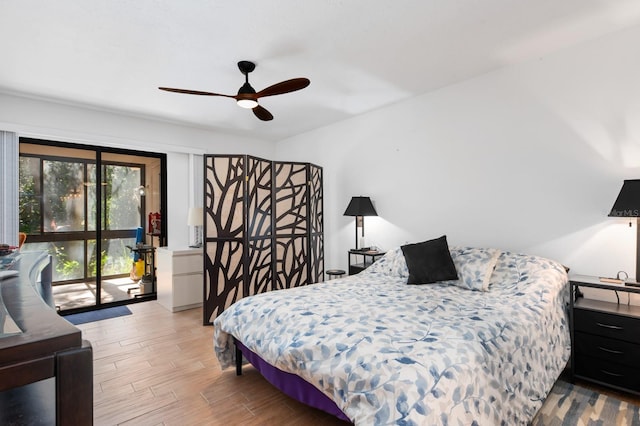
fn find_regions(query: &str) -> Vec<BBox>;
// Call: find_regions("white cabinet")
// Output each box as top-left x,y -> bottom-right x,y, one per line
157,247 -> 203,312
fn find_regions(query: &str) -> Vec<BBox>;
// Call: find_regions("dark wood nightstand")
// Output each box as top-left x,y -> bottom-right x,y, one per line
570,275 -> 640,395
348,249 -> 384,275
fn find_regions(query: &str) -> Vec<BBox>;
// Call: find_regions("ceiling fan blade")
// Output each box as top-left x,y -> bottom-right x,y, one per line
253,105 -> 273,121
256,78 -> 310,98
158,87 -> 236,98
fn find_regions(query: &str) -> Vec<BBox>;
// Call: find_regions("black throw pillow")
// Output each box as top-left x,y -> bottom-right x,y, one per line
401,236 -> 458,284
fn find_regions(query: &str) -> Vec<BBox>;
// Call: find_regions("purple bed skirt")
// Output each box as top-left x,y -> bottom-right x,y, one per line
235,339 -> 351,423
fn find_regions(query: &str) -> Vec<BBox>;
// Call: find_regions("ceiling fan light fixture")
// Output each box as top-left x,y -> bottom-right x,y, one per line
237,98 -> 259,109
236,81 -> 258,108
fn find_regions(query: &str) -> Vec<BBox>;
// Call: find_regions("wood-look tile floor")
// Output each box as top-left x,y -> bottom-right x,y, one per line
81,301 -> 640,425
80,301 -> 348,426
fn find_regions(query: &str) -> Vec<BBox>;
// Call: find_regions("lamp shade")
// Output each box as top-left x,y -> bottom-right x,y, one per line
343,196 -> 378,217
609,180 -> 640,217
187,207 -> 203,226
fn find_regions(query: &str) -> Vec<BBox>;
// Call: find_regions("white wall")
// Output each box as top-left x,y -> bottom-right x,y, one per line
0,93 -> 274,248
276,24 -> 640,283
4,23 -> 640,289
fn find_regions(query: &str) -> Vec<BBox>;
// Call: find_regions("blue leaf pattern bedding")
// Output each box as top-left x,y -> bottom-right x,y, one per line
214,248 -> 570,425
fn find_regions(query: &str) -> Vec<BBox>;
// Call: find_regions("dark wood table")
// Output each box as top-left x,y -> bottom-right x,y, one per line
0,251 -> 93,425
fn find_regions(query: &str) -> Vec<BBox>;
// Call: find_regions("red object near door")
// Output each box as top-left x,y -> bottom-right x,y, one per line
148,212 -> 161,235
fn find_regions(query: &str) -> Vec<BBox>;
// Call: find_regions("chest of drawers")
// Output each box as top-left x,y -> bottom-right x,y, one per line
570,275 -> 640,394
157,247 -> 203,312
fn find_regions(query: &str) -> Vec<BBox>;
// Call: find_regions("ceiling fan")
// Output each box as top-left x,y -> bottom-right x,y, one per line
159,61 -> 310,121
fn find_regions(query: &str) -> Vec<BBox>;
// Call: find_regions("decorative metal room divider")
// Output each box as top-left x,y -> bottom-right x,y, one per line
203,155 -> 323,324
308,163 -> 324,284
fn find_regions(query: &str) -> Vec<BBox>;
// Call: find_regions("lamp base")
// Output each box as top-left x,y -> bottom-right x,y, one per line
190,225 -> 203,249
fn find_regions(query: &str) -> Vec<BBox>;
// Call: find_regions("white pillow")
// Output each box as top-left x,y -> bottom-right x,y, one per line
364,247 -> 409,278
444,247 -> 501,291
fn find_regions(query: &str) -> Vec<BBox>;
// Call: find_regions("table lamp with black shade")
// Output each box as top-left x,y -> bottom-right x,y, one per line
344,196 -> 377,250
609,179 -> 640,282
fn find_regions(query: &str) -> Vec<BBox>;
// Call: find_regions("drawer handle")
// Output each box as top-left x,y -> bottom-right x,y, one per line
595,322 -> 624,331
601,369 -> 624,377
598,346 -> 623,355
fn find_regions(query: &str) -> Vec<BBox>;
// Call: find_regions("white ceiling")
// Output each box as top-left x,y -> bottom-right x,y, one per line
2,1 -> 640,142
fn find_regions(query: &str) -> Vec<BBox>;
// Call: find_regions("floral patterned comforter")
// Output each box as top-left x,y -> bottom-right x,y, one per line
213,249 -> 570,425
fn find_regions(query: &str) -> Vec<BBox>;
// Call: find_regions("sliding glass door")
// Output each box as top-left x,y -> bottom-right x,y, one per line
19,139 -> 165,313
96,161 -> 144,305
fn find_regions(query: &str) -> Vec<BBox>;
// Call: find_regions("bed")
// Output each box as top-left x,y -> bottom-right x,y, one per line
213,241 -> 571,425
